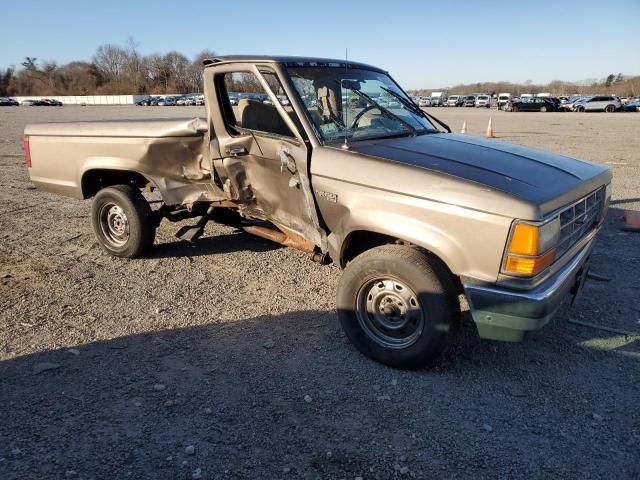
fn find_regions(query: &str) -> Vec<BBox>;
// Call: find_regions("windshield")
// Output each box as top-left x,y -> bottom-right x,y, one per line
286,67 -> 438,143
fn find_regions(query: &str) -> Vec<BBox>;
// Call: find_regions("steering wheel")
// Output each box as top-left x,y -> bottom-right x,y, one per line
350,104 -> 378,130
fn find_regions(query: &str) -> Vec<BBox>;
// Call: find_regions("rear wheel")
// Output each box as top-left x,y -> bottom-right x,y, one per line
337,245 -> 459,369
540,106 -> 547,112
577,106 -> 585,112
91,185 -> 156,258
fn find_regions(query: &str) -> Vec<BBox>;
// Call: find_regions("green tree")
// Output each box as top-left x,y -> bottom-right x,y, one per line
605,74 -> 615,87
21,57 -> 38,71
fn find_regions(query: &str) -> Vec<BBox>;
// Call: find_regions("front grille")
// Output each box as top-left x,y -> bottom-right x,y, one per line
556,187 -> 605,258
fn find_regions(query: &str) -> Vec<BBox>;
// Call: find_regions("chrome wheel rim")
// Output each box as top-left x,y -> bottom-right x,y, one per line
99,202 -> 129,247
355,277 -> 424,349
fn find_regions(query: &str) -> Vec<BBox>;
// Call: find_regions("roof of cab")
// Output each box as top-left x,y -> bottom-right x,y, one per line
202,55 -> 386,72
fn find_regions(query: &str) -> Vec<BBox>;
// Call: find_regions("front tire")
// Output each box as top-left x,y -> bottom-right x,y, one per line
91,185 -> 156,258
540,106 -> 547,112
605,104 -> 615,113
337,245 -> 459,369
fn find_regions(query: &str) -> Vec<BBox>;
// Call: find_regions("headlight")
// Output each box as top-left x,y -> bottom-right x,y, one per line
502,218 -> 560,276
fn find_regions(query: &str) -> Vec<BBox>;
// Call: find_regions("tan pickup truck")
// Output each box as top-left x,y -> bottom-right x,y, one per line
25,56 -> 612,369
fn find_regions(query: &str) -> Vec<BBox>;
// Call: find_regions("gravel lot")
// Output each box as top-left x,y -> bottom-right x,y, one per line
1,106 -> 639,480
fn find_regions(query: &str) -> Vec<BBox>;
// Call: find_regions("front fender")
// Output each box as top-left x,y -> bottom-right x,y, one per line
317,179 -> 511,283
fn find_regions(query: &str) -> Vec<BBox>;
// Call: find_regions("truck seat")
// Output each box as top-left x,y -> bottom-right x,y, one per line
239,99 -> 292,137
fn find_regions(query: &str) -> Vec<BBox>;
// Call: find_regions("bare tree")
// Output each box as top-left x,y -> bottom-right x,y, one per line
93,44 -> 128,92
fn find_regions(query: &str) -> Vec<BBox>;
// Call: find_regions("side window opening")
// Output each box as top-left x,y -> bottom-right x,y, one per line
219,71 -> 294,138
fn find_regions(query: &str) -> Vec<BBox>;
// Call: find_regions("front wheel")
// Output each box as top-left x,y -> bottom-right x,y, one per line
512,106 -> 519,112
337,245 -> 459,369
605,105 -> 615,113
540,106 -> 547,112
91,185 -> 156,258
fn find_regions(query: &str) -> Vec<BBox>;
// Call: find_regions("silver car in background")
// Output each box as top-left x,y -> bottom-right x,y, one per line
575,96 -> 622,113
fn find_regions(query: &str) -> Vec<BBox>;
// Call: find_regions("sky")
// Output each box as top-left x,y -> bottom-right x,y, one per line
1,0 -> 639,89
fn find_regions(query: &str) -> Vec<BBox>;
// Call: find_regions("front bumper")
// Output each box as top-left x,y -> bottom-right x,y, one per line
463,240 -> 594,342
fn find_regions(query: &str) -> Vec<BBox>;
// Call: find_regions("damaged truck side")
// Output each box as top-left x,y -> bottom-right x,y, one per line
25,56 -> 612,369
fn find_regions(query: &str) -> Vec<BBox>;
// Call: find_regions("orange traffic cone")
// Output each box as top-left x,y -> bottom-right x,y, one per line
485,117 -> 495,138
461,121 -> 467,134
622,210 -> 640,231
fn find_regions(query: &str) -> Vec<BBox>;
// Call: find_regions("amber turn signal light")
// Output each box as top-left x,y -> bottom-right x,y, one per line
504,249 -> 555,276
509,223 -> 539,256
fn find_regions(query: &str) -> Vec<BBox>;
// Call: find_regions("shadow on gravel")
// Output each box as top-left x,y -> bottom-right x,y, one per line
1,306 -> 639,479
1,210 -> 638,479
146,230 -> 281,259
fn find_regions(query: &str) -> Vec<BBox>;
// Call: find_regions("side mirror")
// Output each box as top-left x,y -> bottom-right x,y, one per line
341,79 -> 361,91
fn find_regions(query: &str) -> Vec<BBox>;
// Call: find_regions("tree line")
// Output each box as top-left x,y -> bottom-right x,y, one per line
0,39 -> 216,97
1,40 -> 639,98
409,73 -> 640,98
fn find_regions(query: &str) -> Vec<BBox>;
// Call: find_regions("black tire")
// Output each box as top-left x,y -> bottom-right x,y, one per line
91,185 -> 156,258
577,106 -> 585,112
337,245 -> 459,369
605,104 -> 615,113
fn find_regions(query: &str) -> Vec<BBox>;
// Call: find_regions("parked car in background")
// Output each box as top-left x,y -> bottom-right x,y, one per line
574,96 -> 622,113
418,97 -> 431,107
506,97 -> 557,112
497,93 -> 512,110
475,95 -> 491,108
40,98 -> 63,106
0,97 -> 19,106
446,95 -> 464,107
21,99 -> 41,106
430,92 -> 447,106
558,96 -> 587,112
464,95 -> 476,107
623,99 -> 640,112
136,97 -> 151,106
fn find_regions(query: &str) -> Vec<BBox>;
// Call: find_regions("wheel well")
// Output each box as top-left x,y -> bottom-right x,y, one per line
81,169 -> 151,198
340,230 -> 463,292
341,231 -> 397,268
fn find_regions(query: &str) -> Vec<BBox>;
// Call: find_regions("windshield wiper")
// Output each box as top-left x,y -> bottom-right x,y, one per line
337,81 -> 417,136
380,87 -> 451,133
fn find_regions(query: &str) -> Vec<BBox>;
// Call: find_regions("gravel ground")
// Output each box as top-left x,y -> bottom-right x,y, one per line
1,106 -> 639,480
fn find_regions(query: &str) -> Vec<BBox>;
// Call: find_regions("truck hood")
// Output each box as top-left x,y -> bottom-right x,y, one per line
350,133 -> 611,216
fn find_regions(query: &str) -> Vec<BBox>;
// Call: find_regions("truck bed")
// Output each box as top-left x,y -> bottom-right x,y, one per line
25,118 -> 224,205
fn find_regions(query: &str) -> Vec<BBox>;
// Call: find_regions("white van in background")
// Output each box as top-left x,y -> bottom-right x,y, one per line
498,93 -> 512,110
430,92 -> 447,106
475,94 -> 491,108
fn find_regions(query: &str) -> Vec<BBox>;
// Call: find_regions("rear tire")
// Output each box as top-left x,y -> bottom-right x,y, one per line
577,106 -> 585,112
540,106 -> 547,112
337,245 -> 459,369
91,185 -> 156,258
